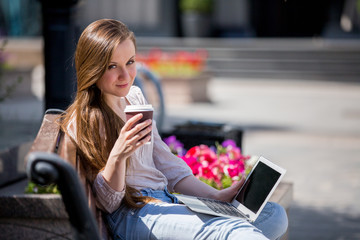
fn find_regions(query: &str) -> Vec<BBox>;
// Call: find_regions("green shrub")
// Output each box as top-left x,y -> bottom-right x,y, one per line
179,0 -> 214,14
25,181 -> 60,194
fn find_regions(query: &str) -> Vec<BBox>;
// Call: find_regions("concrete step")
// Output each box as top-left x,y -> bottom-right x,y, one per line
137,37 -> 360,81
208,58 -> 360,73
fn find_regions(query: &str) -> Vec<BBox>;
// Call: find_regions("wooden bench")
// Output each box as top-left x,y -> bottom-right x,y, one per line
25,109 -> 108,239
1,109 -> 293,239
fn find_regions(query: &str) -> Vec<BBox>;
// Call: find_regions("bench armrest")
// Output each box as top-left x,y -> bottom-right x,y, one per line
27,152 -> 101,240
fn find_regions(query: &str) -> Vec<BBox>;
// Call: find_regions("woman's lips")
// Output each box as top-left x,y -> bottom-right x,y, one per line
117,83 -> 129,88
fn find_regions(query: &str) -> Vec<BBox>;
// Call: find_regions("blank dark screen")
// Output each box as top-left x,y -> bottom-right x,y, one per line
235,161 -> 281,213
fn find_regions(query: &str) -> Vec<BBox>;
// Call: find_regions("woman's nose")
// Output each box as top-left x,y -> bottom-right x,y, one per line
117,67 -> 130,80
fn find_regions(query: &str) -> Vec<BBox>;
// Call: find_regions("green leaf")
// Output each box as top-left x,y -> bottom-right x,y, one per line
221,175 -> 233,189
215,141 -> 226,155
25,181 -> 60,194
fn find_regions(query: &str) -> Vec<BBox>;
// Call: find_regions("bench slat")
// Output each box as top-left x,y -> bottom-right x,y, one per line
28,114 -> 61,154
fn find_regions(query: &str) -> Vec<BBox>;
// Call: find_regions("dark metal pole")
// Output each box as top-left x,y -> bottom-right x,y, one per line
39,0 -> 79,110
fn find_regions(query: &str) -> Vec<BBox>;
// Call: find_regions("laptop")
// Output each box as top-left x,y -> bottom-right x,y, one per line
175,156 -> 286,222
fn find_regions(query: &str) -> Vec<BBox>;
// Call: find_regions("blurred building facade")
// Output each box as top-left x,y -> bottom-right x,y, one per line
0,0 -> 359,116
0,0 -> 359,39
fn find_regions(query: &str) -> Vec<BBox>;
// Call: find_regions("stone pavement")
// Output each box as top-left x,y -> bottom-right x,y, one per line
1,77 -> 360,239
164,78 -> 360,239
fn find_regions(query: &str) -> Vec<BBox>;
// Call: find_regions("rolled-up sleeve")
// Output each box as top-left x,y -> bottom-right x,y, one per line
93,172 -> 125,214
152,125 -> 193,192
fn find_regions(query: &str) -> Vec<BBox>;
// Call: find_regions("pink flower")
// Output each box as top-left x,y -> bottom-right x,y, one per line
224,160 -> 245,180
198,145 -> 217,164
185,146 -> 201,158
164,136 -> 251,190
164,135 -> 186,156
222,139 -> 237,148
181,155 -> 201,175
198,165 -> 221,186
209,163 -> 224,182
227,147 -> 241,160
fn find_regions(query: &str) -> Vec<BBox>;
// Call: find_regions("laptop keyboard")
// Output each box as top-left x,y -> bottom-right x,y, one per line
197,197 -> 245,218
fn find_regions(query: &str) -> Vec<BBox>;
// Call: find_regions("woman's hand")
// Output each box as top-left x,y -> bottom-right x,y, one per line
212,176 -> 246,202
102,113 -> 152,192
109,113 -> 152,162
174,175 -> 246,203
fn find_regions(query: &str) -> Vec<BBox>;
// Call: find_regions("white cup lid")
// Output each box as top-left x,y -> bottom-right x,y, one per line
124,104 -> 153,112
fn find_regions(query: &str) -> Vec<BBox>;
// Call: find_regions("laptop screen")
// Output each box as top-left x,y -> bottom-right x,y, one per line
235,161 -> 281,214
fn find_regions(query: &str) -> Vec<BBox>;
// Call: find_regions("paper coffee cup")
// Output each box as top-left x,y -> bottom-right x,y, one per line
124,104 -> 153,144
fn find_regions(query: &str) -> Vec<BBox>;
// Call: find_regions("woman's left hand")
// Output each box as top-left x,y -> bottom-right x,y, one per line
175,175 -> 246,203
213,177 -> 246,202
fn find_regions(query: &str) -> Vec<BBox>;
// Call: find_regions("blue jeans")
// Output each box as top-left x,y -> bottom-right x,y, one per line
106,188 -> 288,240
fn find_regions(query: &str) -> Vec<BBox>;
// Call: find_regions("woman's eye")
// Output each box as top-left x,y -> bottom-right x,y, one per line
108,64 -> 116,69
127,59 -> 135,65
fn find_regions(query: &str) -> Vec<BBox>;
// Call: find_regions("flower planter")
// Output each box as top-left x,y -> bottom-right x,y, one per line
181,12 -> 212,37
161,121 -> 243,150
160,72 -> 211,104
0,143 -> 72,239
0,180 -> 73,239
162,121 -> 245,189
136,49 -> 210,105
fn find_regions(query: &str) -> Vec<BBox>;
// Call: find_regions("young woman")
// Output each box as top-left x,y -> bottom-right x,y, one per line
61,19 -> 288,240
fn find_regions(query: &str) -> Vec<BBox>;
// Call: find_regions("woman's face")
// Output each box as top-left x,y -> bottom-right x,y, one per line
96,38 -> 137,99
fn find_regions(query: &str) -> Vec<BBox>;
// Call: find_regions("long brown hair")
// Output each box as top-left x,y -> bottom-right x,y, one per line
61,19 -> 151,208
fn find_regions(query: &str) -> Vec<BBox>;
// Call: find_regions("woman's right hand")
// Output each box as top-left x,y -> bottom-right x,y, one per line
109,113 -> 152,163
101,113 -> 152,192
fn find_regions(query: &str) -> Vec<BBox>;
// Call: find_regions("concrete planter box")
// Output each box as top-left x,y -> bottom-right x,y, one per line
0,144 -> 73,239
161,121 -> 243,150
160,73 -> 211,104
181,12 -> 212,37
0,180 -> 73,239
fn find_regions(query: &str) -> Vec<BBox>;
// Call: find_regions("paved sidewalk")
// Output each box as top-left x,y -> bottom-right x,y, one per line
164,78 -> 360,239
1,77 -> 360,239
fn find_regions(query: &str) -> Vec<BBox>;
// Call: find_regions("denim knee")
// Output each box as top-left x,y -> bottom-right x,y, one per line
254,202 -> 288,240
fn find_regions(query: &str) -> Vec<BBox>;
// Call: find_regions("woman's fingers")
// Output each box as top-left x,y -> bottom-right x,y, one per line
128,119 -> 152,139
134,132 -> 152,147
136,122 -> 152,142
124,113 -> 143,130
215,176 -> 246,202
133,118 -> 152,133
121,113 -> 152,145
111,114 -> 153,161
